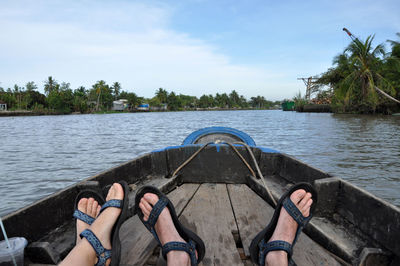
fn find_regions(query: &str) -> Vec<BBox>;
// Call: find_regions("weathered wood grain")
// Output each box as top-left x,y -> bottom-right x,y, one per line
119,183 -> 200,266
227,184 -> 342,266
179,183 -> 243,266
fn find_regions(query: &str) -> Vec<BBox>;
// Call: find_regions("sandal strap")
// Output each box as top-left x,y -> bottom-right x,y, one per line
80,229 -> 112,266
147,197 -> 168,227
73,210 -> 95,225
283,197 -> 311,227
100,199 -> 122,213
144,197 -> 168,244
258,240 -> 292,266
162,240 -> 198,266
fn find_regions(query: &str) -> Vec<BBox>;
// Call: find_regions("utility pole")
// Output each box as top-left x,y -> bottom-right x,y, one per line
297,77 -> 318,101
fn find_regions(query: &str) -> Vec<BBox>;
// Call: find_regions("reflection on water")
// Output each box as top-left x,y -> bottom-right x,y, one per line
1,111 -> 399,216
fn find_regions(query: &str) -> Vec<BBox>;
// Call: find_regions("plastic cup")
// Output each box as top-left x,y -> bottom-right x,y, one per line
0,237 -> 28,266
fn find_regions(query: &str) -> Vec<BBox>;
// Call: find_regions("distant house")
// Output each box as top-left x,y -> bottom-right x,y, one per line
137,103 -> 150,111
112,99 -> 129,111
0,101 -> 7,111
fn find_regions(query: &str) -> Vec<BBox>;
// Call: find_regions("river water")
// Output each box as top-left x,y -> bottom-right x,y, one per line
1,110 -> 399,216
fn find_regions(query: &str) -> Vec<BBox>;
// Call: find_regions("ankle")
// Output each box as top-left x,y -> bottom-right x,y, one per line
265,250 -> 288,266
166,250 -> 190,265
79,239 -> 100,265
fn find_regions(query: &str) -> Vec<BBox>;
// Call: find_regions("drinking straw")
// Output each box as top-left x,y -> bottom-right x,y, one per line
0,217 -> 17,266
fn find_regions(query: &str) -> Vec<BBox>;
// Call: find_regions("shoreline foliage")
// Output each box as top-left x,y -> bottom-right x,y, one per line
0,79 -> 280,114
315,32 -> 400,114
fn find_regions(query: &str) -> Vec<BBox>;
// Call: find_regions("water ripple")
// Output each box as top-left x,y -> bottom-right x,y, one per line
0,111 -> 399,216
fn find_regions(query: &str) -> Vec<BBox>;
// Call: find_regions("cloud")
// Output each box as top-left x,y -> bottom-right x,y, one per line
0,0 -> 290,100
3,0 -> 397,101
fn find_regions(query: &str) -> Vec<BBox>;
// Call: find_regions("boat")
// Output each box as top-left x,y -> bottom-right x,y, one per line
281,100 -> 295,111
1,126 -> 399,265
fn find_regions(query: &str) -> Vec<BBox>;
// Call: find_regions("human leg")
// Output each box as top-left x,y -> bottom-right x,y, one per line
135,186 -> 205,266
75,197 -> 101,245
249,183 -> 317,266
264,189 -> 313,266
60,182 -> 127,266
140,193 -> 191,265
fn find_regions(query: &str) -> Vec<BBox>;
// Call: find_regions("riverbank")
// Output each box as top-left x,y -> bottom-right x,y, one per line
297,104 -> 332,113
0,107 -> 279,117
0,110 -> 65,117
290,103 -> 399,114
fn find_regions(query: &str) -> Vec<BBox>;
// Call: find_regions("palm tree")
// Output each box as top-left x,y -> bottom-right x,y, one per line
229,90 -> 240,107
387,33 -> 400,48
347,35 -> 400,109
93,80 -> 107,111
112,82 -> 121,100
26,81 -> 37,92
346,35 -> 385,98
318,35 -> 393,112
13,84 -> 22,109
155,88 -> 168,104
44,76 -> 58,95
384,33 -> 400,103
250,96 -> 267,109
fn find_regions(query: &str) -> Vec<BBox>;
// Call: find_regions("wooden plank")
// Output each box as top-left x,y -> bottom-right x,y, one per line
227,184 -> 342,266
179,183 -> 243,266
119,183 -> 200,266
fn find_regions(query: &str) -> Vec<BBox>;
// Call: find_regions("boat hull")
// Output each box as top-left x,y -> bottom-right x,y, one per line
1,128 -> 399,265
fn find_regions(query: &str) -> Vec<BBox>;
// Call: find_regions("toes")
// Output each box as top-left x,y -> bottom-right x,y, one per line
143,193 -> 159,206
139,193 -> 160,221
302,198 -> 313,217
78,198 -> 87,212
140,198 -> 153,213
87,198 -> 94,214
290,189 -> 306,204
139,202 -> 150,221
107,185 -> 115,200
106,183 -> 124,201
289,189 -> 313,217
91,200 -> 99,217
298,192 -> 312,209
296,192 -> 312,218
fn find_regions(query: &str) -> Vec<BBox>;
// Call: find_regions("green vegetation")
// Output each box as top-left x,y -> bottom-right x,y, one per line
315,32 -> 400,114
292,92 -> 307,111
0,78 -> 280,114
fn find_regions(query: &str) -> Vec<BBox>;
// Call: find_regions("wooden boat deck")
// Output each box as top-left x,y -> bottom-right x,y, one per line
119,183 -> 342,266
13,133 -> 400,265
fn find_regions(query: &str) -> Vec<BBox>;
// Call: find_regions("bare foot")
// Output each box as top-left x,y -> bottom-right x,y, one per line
139,193 -> 191,266
60,184 -> 124,266
85,183 -> 124,266
265,189 -> 313,266
76,197 -> 101,245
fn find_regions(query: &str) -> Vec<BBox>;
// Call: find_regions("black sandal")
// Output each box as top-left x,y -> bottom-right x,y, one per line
80,181 -> 129,266
134,186 -> 206,265
73,189 -> 105,244
249,182 -> 318,266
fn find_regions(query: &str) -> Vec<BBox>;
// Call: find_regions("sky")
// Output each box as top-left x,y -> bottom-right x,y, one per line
0,0 -> 399,100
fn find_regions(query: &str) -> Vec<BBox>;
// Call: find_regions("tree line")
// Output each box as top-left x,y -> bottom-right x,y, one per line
0,78 -> 279,113
314,32 -> 400,114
